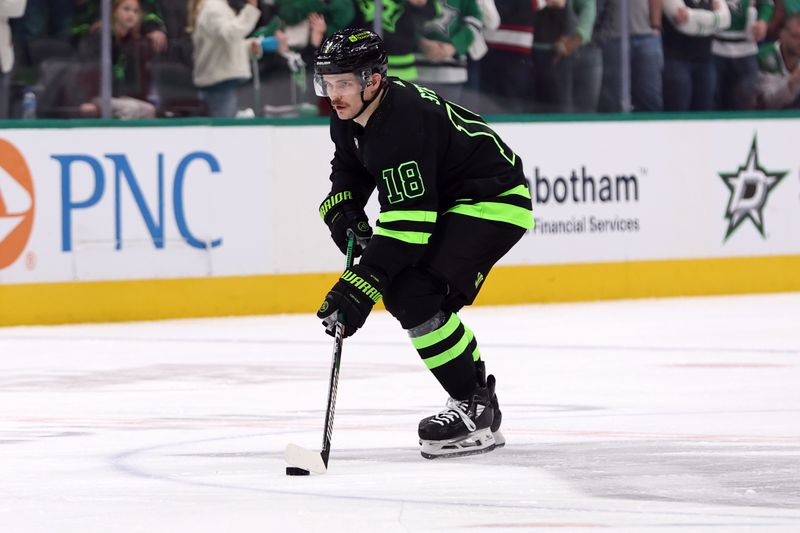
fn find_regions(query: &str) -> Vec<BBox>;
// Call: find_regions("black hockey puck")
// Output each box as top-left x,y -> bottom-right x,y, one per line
286,466 -> 310,476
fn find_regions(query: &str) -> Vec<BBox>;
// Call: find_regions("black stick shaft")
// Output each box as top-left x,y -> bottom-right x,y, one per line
320,231 -> 356,467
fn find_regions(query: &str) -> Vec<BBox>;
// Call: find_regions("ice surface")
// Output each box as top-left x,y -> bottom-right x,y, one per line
1,293 -> 799,532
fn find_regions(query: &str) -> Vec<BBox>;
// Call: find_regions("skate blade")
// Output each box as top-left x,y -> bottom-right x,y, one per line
419,428 -> 497,459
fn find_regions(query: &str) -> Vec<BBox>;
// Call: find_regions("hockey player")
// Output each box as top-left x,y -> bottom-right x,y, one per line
314,28 -> 533,459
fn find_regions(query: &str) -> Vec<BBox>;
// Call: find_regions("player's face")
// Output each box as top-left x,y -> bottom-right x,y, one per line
323,73 -> 367,119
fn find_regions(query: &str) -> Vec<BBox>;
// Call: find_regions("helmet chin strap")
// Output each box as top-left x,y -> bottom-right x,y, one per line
351,80 -> 386,121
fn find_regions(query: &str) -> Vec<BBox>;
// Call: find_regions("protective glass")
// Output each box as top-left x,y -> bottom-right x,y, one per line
313,73 -> 369,97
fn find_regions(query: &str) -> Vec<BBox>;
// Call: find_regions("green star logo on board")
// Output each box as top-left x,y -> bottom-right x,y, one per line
719,135 -> 787,241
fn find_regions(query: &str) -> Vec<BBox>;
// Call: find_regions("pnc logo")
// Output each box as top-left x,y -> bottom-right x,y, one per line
0,139 -> 34,269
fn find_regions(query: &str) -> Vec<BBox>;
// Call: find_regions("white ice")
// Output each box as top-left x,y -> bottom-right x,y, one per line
1,293 -> 799,532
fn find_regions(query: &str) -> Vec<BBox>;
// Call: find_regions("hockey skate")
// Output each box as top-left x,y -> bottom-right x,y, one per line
418,375 -> 501,459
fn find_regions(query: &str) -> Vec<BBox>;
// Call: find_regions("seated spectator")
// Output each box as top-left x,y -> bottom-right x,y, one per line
77,0 -> 157,118
73,0 -> 168,54
662,0 -> 730,111
757,13 -> 800,108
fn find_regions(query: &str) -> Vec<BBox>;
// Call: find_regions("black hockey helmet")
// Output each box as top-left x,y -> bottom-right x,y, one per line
313,28 -> 388,97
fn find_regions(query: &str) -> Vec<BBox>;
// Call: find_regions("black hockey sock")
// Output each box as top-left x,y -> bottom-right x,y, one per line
410,312 -> 480,400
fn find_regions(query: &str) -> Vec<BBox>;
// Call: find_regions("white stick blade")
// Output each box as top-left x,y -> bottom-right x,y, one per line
284,443 -> 327,474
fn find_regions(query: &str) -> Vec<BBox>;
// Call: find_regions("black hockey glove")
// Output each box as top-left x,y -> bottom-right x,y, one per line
317,264 -> 387,338
319,191 -> 372,257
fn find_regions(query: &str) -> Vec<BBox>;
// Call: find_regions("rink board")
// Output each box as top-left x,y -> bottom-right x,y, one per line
2,255 -> 800,326
1,115 -> 799,325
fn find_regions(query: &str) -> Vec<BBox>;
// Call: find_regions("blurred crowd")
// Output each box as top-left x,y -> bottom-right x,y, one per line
0,0 -> 798,120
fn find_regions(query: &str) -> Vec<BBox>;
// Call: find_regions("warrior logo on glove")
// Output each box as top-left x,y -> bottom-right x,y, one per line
317,265 -> 387,337
341,269 -> 382,302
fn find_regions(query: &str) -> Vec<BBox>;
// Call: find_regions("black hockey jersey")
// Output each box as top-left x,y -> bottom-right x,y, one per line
325,78 -> 533,280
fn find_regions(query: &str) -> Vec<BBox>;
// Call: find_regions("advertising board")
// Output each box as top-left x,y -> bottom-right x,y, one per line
1,116 -> 798,324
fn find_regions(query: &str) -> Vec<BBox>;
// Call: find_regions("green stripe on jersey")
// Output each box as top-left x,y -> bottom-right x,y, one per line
378,210 -> 438,224
445,202 -> 534,230
374,227 -> 432,244
498,184 -> 532,199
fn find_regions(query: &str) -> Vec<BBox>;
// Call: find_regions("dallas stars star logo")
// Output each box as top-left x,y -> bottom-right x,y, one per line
719,135 -> 787,241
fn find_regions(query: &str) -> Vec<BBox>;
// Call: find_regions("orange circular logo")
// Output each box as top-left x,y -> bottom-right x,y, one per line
0,139 -> 35,269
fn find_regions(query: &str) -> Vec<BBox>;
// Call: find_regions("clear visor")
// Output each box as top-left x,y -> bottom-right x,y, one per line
313,73 -> 369,98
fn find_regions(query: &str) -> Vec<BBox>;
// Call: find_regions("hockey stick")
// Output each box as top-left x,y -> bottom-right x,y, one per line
285,230 -> 356,474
